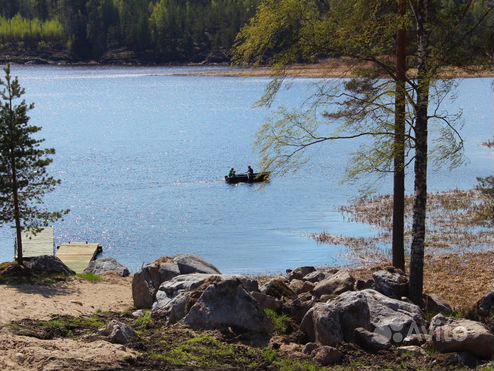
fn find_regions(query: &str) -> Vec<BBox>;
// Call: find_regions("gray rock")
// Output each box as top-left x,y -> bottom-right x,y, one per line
429,314 -> 494,359
173,254 -> 221,275
261,277 -> 297,299
303,271 -> 328,283
25,255 -> 75,276
131,309 -> 145,318
312,345 -> 343,366
132,255 -> 221,309
83,257 -> 130,277
287,266 -> 316,281
313,270 -> 355,298
183,278 -> 274,334
354,327 -> 391,351
477,292 -> 494,318
289,279 -> 315,295
372,268 -> 408,299
402,333 -> 429,346
101,320 -> 138,344
424,293 -> 452,315
251,291 -> 282,312
301,289 -> 425,347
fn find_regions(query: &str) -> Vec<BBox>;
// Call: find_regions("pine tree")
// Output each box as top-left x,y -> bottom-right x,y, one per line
0,65 -> 67,265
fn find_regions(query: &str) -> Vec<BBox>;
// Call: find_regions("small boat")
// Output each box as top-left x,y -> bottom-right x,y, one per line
224,172 -> 271,184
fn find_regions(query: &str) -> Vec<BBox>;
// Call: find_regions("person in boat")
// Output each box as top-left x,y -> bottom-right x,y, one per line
247,165 -> 254,181
228,168 -> 236,177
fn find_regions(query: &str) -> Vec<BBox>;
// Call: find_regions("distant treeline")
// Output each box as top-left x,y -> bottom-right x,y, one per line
0,0 -> 260,62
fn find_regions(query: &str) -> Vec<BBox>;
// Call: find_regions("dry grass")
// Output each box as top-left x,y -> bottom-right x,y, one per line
349,251 -> 494,312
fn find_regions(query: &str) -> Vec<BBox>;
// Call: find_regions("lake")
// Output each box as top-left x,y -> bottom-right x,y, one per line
0,66 -> 492,274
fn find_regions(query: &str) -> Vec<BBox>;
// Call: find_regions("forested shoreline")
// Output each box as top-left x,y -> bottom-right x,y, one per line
0,0 -> 259,64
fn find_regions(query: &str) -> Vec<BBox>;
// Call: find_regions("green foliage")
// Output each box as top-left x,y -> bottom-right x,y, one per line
0,15 -> 63,41
262,348 -> 321,371
133,310 -> 153,330
152,335 -> 260,369
264,308 -> 290,334
10,314 -> 106,339
77,272 -> 102,283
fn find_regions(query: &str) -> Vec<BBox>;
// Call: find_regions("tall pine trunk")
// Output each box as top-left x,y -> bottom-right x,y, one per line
392,0 -> 407,271
409,0 -> 430,305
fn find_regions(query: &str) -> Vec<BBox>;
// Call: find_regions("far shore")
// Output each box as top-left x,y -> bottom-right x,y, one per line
2,57 -> 493,79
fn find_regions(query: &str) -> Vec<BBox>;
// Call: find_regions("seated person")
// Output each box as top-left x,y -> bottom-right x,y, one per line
228,168 -> 236,177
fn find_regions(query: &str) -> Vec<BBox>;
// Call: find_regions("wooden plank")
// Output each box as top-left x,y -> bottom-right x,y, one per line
57,242 -> 102,274
18,228 -> 54,258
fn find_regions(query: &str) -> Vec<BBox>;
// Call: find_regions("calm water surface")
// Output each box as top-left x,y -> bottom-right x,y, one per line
0,66 -> 492,274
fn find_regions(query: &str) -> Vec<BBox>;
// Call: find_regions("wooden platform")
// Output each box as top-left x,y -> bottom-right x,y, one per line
57,242 -> 102,274
17,228 -> 55,258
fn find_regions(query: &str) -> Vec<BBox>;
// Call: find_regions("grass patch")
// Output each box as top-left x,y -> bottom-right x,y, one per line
133,311 -> 154,330
151,335 -> 260,369
264,308 -> 291,335
262,348 -> 321,371
10,313 -> 106,339
77,272 -> 102,283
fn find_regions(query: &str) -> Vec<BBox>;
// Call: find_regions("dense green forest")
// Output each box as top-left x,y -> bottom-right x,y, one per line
0,0 -> 259,62
0,0 -> 492,64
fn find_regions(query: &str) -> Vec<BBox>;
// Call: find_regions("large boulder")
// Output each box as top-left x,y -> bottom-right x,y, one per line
313,270 -> 355,298
289,279 -> 315,295
429,314 -> 494,359
372,268 -> 408,299
183,278 -> 274,334
261,277 -> 297,299
83,257 -> 130,277
303,270 -> 328,283
132,255 -> 221,309
301,289 -> 425,347
25,255 -> 75,276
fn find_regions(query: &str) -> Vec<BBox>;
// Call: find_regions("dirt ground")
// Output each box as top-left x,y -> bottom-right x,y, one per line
0,276 -> 135,371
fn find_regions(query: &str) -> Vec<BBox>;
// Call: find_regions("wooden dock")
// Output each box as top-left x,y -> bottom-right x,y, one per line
18,228 -> 55,258
57,242 -> 102,274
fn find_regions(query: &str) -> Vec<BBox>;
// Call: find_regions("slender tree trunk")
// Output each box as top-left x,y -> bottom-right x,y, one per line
11,155 -> 23,265
409,0 -> 430,305
392,0 -> 407,271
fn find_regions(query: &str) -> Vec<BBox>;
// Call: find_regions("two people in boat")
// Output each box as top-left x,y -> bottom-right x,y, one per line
228,166 -> 254,180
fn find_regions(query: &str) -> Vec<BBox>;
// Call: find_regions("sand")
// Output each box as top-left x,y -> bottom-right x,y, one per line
0,277 -> 136,371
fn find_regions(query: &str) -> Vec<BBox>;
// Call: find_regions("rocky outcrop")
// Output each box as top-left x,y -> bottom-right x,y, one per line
25,256 -> 75,276
429,314 -> 494,359
83,257 -> 129,277
313,270 -> 355,298
100,320 -> 138,344
301,289 -> 425,347
183,278 -> 274,334
261,277 -> 297,299
372,268 -> 408,299
132,255 -> 221,309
